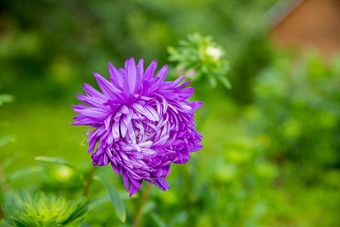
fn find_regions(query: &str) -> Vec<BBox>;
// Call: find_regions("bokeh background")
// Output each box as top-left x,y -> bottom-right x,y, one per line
1,0 -> 340,226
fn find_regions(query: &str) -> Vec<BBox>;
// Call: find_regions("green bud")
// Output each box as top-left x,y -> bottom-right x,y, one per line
168,33 -> 231,89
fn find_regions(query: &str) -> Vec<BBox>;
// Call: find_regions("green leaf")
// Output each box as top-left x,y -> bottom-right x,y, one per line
167,46 -> 178,56
218,75 -> 232,89
0,94 -> 14,106
34,156 -> 75,169
94,176 -> 126,222
88,194 -> 110,211
2,153 -> 20,170
80,222 -> 91,227
80,136 -> 87,147
0,136 -> 15,148
63,197 -> 88,225
142,201 -> 156,215
168,210 -> 188,227
208,76 -> 217,87
150,213 -> 167,227
218,76 -> 232,89
18,189 -> 32,204
88,190 -> 134,211
7,166 -> 43,182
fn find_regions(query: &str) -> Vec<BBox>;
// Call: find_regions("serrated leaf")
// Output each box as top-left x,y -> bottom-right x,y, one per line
3,190 -> 88,226
18,189 -> 32,204
34,156 -> 75,169
168,32 -> 231,88
94,176 -> 126,222
33,191 -> 45,211
63,197 -> 88,225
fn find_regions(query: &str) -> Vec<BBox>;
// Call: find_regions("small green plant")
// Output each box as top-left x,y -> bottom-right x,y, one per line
2,190 -> 88,227
168,33 -> 231,88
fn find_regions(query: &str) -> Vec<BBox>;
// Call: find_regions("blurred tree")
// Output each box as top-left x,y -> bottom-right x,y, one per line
0,0 -> 278,103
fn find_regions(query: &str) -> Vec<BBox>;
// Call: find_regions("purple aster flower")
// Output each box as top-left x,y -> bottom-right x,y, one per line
72,58 -> 203,196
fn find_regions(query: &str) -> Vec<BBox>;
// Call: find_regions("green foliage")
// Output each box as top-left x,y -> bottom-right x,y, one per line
2,190 -> 88,227
147,141 -> 277,226
0,94 -> 14,106
1,0 -> 340,226
34,156 -> 84,190
94,176 -> 126,223
0,136 -> 15,149
168,33 -> 230,88
248,53 -> 340,170
0,86 -> 14,107
244,52 -> 340,226
229,37 -> 274,103
0,0 -> 277,103
6,166 -> 43,184
35,156 -> 75,169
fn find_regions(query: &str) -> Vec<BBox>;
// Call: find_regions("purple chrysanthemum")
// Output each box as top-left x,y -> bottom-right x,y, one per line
72,58 -> 203,196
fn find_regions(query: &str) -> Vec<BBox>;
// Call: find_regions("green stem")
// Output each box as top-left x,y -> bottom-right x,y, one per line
82,165 -> 97,196
0,203 -> 3,219
133,184 -> 152,227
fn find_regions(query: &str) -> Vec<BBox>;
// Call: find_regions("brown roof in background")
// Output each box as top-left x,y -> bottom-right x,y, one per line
270,0 -> 340,57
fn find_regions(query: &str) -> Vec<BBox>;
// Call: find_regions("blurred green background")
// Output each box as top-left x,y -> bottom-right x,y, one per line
1,0 -> 340,226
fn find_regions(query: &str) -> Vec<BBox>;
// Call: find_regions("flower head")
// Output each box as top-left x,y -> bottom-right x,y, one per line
72,58 -> 203,196
168,33 -> 230,89
206,46 -> 222,60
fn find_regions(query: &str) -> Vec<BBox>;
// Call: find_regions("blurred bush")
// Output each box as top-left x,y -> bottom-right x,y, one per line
244,52 -> 340,226
248,53 -> 340,177
0,0 -> 276,103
